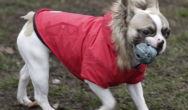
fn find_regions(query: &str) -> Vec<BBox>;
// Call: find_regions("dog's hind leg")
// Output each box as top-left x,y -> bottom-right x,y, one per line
17,22 -> 54,110
17,64 -> 32,106
26,54 -> 53,110
85,80 -> 116,110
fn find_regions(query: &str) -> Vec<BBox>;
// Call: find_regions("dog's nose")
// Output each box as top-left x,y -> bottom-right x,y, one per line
157,39 -> 164,46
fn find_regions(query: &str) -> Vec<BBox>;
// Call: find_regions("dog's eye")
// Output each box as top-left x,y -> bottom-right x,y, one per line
166,30 -> 171,38
142,30 -> 150,35
162,28 -> 170,39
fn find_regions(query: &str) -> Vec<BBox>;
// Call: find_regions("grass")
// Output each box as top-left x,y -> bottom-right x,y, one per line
0,29 -> 7,40
0,75 -> 18,89
178,7 -> 188,18
0,0 -> 188,109
0,53 -> 14,71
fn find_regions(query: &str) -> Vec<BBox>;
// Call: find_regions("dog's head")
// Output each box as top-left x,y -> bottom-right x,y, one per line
110,0 -> 170,70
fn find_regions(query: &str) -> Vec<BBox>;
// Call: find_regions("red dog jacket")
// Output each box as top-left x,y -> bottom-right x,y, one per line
33,9 -> 147,88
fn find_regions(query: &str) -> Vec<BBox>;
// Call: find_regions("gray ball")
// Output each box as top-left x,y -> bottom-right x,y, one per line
134,43 -> 157,64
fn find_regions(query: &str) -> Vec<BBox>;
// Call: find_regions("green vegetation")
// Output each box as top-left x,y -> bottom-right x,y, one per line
178,8 -> 188,18
0,75 -> 18,89
0,53 -> 15,71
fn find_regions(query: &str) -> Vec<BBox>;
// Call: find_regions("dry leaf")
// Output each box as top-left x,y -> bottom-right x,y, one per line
53,103 -> 59,109
28,101 -> 39,108
0,45 -> 14,54
0,45 -> 5,52
52,79 -> 60,84
5,47 -> 14,54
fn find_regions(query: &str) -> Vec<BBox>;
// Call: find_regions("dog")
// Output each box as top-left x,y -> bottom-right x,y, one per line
16,0 -> 170,110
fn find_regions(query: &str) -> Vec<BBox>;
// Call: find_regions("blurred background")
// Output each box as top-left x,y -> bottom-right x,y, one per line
0,0 -> 188,110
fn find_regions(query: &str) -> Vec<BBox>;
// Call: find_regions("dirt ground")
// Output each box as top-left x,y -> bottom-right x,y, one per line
0,0 -> 188,110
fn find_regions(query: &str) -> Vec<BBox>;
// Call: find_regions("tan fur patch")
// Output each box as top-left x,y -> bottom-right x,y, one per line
23,11 -> 35,36
127,12 -> 156,42
110,0 -> 130,70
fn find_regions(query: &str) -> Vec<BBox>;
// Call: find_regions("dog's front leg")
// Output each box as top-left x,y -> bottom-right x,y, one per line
126,82 -> 149,110
85,80 -> 116,110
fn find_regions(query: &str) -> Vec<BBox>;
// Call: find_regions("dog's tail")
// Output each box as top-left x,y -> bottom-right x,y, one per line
21,11 -> 35,36
21,11 -> 35,23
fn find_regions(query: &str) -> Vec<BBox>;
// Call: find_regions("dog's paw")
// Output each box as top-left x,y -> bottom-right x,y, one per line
17,97 -> 32,106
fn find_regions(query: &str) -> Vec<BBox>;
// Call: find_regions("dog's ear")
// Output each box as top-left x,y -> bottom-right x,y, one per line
145,0 -> 160,12
124,0 -> 146,22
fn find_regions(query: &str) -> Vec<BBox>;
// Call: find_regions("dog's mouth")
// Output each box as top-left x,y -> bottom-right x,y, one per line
144,39 -> 166,55
133,42 -> 164,57
147,44 -> 163,56
153,41 -> 165,55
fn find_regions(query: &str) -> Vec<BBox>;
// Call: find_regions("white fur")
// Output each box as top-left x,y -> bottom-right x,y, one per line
147,14 -> 166,54
17,21 -> 149,110
17,24 -> 53,110
85,80 -> 116,110
127,83 -> 148,110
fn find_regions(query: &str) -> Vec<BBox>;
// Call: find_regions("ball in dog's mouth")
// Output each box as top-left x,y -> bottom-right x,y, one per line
134,43 -> 157,64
